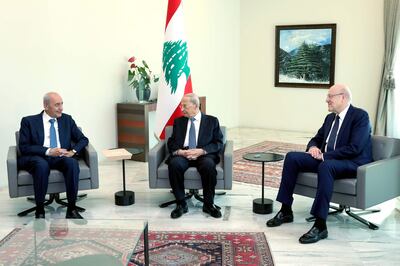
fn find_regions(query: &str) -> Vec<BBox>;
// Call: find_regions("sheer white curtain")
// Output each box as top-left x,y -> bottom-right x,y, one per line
393,56 -> 400,138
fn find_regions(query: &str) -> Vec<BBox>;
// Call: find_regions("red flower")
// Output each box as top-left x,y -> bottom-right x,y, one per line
128,56 -> 136,63
130,63 -> 136,69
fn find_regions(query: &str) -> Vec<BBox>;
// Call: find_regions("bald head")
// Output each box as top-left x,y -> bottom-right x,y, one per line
326,84 -> 352,113
43,92 -> 63,118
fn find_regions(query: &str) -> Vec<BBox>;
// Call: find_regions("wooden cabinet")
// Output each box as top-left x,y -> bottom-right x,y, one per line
117,97 -> 206,162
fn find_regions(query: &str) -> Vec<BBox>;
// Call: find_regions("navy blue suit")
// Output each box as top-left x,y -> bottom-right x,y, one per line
167,113 -> 223,205
276,105 -> 372,219
18,111 -> 89,206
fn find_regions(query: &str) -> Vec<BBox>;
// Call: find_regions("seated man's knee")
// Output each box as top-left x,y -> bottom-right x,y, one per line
31,156 -> 50,173
63,157 -> 79,169
318,160 -> 336,174
168,156 -> 188,171
197,157 -> 216,172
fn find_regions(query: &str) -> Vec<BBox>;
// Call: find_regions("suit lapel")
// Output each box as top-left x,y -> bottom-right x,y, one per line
337,105 -> 354,142
57,116 -> 65,148
198,113 -> 207,146
179,117 -> 189,147
36,112 -> 45,145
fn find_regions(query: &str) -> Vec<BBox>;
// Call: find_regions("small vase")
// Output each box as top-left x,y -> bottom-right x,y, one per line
135,78 -> 151,103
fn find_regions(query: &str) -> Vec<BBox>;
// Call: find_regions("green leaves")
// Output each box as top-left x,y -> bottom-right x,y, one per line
128,57 -> 158,90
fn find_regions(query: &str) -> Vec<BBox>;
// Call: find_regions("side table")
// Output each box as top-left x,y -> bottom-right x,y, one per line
243,152 -> 284,214
103,148 -> 143,206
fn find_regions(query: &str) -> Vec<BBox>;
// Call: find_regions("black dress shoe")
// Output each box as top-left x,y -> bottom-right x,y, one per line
171,204 -> 188,219
66,208 -> 84,219
35,211 -> 45,219
266,211 -> 293,227
299,226 -> 328,244
203,204 -> 222,218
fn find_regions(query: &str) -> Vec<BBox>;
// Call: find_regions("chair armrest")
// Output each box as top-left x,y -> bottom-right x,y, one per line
223,140 -> 233,190
356,155 -> 400,208
83,143 -> 99,189
7,146 -> 18,198
148,141 -> 166,188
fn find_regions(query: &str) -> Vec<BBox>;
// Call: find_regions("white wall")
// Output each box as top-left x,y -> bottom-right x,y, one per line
240,0 -> 384,132
0,0 -> 241,187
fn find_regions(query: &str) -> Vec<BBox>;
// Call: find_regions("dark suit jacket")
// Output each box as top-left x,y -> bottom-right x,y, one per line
18,111 -> 89,157
307,105 -> 372,166
167,113 -> 223,163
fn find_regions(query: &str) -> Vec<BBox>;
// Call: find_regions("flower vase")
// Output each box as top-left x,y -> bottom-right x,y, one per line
135,78 -> 151,103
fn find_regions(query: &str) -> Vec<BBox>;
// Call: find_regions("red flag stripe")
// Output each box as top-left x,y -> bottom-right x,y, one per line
165,0 -> 181,31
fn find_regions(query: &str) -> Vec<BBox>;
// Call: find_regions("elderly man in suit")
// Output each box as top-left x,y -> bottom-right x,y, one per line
18,92 -> 89,219
167,93 -> 224,219
267,84 -> 372,244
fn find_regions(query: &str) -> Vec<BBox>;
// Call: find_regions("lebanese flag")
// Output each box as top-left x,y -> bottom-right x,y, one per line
155,0 -> 193,139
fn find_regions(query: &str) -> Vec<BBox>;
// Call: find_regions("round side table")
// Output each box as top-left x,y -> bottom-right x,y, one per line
243,152 -> 284,214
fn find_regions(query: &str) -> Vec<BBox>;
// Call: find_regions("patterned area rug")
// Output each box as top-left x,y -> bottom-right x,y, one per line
0,228 -> 273,266
130,231 -> 273,266
234,140 -> 306,188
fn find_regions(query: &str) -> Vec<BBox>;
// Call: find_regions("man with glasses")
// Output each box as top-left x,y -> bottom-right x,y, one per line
266,84 -> 372,244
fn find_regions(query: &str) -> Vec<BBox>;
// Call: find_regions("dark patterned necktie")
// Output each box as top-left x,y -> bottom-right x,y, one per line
327,115 -> 340,151
188,117 -> 196,149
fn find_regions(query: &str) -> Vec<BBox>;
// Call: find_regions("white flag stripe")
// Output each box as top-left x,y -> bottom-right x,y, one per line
154,73 -> 186,136
164,4 -> 186,42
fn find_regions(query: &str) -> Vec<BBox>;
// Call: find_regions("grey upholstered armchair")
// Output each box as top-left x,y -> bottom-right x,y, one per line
294,135 -> 400,230
148,126 -> 233,207
6,130 -> 99,216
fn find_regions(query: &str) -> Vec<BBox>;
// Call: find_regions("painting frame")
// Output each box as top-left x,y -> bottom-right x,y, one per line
275,23 -> 336,88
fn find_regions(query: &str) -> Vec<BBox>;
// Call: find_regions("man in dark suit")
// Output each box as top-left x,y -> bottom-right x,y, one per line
267,84 -> 372,244
18,92 -> 89,219
167,93 -> 224,219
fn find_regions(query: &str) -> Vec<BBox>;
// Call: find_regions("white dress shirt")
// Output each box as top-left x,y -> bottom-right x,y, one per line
183,111 -> 202,148
42,112 -> 61,154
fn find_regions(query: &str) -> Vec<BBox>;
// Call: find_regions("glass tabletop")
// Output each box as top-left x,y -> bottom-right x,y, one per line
243,152 -> 284,162
0,219 -> 148,266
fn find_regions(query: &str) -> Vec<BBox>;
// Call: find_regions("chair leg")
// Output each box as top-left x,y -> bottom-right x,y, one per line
159,190 -> 197,208
344,206 -> 379,230
305,205 -> 345,222
17,193 -> 86,216
17,193 -> 57,217
54,193 -> 86,212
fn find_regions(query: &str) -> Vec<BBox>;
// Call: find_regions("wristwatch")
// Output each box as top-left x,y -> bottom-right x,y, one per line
72,149 -> 77,155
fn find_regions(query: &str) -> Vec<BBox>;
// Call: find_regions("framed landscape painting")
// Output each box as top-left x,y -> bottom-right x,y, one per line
275,24 -> 336,88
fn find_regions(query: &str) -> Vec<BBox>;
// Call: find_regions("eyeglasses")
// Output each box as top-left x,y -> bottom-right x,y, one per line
326,93 -> 344,99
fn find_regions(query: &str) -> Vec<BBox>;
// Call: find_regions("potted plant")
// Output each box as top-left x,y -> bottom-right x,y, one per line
128,56 -> 159,103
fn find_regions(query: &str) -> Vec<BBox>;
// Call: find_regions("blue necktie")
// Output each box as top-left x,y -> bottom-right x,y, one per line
327,115 -> 340,152
188,117 -> 196,149
49,118 -> 57,148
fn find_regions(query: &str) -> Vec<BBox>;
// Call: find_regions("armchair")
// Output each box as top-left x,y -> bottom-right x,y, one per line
7,130 -> 99,216
148,126 -> 233,207
294,135 -> 400,229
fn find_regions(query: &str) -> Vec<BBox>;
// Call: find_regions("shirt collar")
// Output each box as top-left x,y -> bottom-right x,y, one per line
42,111 -> 55,122
192,111 -> 202,121
337,104 -> 350,121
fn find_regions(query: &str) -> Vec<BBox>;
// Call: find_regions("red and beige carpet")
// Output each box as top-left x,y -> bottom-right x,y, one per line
0,228 -> 274,266
131,231 -> 273,265
233,140 -> 306,188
